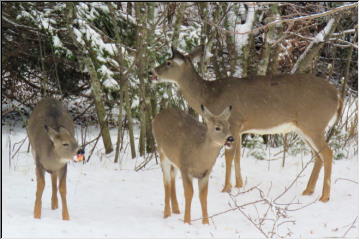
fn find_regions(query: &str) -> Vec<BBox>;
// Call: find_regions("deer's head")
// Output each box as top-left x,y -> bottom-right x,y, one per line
45,125 -> 79,161
201,105 -> 234,149
149,46 -> 204,85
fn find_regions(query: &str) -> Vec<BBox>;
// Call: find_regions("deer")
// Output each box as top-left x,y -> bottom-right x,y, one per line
149,46 -> 342,202
27,97 -> 83,220
152,105 -> 234,224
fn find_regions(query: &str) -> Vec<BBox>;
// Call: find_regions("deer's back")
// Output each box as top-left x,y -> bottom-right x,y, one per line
205,74 -> 339,130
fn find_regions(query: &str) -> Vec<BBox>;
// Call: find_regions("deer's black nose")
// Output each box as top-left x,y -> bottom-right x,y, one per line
77,148 -> 85,155
227,136 -> 234,142
148,71 -> 153,76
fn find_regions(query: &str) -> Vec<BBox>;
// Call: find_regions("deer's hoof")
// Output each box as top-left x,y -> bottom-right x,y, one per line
163,209 -> 171,218
184,219 -> 191,225
172,208 -> 180,214
319,195 -> 329,202
221,184 -> 232,193
62,214 -> 70,220
302,189 -> 314,196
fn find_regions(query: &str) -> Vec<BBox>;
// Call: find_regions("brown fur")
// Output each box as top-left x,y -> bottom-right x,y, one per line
151,48 -> 340,202
152,106 -> 232,224
27,97 -> 78,220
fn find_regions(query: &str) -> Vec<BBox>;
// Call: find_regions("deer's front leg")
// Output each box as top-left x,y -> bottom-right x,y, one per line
59,165 -> 70,220
198,175 -> 210,224
51,173 -> 58,210
222,147 -> 235,192
34,166 -> 45,219
181,172 -> 193,224
234,135 -> 243,188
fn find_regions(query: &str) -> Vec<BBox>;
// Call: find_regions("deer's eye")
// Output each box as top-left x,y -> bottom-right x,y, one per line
215,127 -> 221,131
63,143 -> 69,147
166,61 -> 171,66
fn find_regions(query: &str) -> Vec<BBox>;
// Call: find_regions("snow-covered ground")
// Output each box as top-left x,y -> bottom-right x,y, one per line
2,124 -> 358,238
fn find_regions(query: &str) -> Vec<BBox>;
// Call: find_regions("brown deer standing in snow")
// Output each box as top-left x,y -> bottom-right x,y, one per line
152,105 -> 234,224
27,97 -> 83,220
150,47 -> 341,202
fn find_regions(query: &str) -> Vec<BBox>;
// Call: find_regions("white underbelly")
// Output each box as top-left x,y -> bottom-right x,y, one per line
242,122 -> 296,135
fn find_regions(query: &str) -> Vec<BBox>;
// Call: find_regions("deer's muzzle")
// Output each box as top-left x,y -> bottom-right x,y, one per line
225,136 -> 234,149
148,70 -> 158,81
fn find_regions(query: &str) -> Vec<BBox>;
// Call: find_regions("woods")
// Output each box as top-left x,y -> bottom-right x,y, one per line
2,2 -> 358,164
2,2 -> 359,238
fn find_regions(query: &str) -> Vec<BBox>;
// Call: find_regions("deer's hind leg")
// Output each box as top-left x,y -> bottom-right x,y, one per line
297,128 -> 333,202
302,151 -> 323,196
160,152 -> 172,218
170,166 -> 180,214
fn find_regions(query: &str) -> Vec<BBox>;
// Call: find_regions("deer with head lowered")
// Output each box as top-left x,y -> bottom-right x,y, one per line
150,46 -> 341,202
152,105 -> 234,224
27,97 -> 83,220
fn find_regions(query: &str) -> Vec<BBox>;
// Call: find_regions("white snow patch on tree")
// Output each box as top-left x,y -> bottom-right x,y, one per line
314,18 -> 335,43
228,4 -> 257,77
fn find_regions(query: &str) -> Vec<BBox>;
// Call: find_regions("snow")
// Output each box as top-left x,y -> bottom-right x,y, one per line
52,35 -> 63,48
102,77 -> 119,89
2,124 -> 358,238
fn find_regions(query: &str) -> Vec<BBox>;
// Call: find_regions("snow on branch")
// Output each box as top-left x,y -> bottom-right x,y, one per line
314,18 -> 335,43
204,3 -> 357,36
291,17 -> 337,74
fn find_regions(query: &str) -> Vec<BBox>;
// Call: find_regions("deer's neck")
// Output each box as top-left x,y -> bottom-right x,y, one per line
198,135 -> 222,163
178,69 -> 209,113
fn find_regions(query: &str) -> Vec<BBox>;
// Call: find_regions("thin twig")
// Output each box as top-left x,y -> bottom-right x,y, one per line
342,216 -> 358,238
335,177 -> 358,185
11,137 -> 27,159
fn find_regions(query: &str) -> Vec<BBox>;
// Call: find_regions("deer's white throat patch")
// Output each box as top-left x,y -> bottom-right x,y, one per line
157,77 -> 179,86
173,58 -> 184,66
60,158 -> 72,164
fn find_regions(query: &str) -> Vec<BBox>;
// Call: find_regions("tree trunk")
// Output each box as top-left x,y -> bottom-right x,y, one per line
65,2 -> 113,154
135,3 -> 148,156
267,4 -> 283,75
145,2 -> 156,153
257,3 -> 282,75
229,3 -> 257,78
171,3 -> 186,48
124,82 -> 136,159
85,56 -> 113,154
114,92 -> 123,163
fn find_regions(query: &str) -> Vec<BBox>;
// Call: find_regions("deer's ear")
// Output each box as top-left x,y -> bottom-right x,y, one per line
58,126 -> 71,136
219,105 -> 232,121
171,47 -> 185,60
201,104 -> 214,119
44,125 -> 58,142
187,45 -> 204,62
